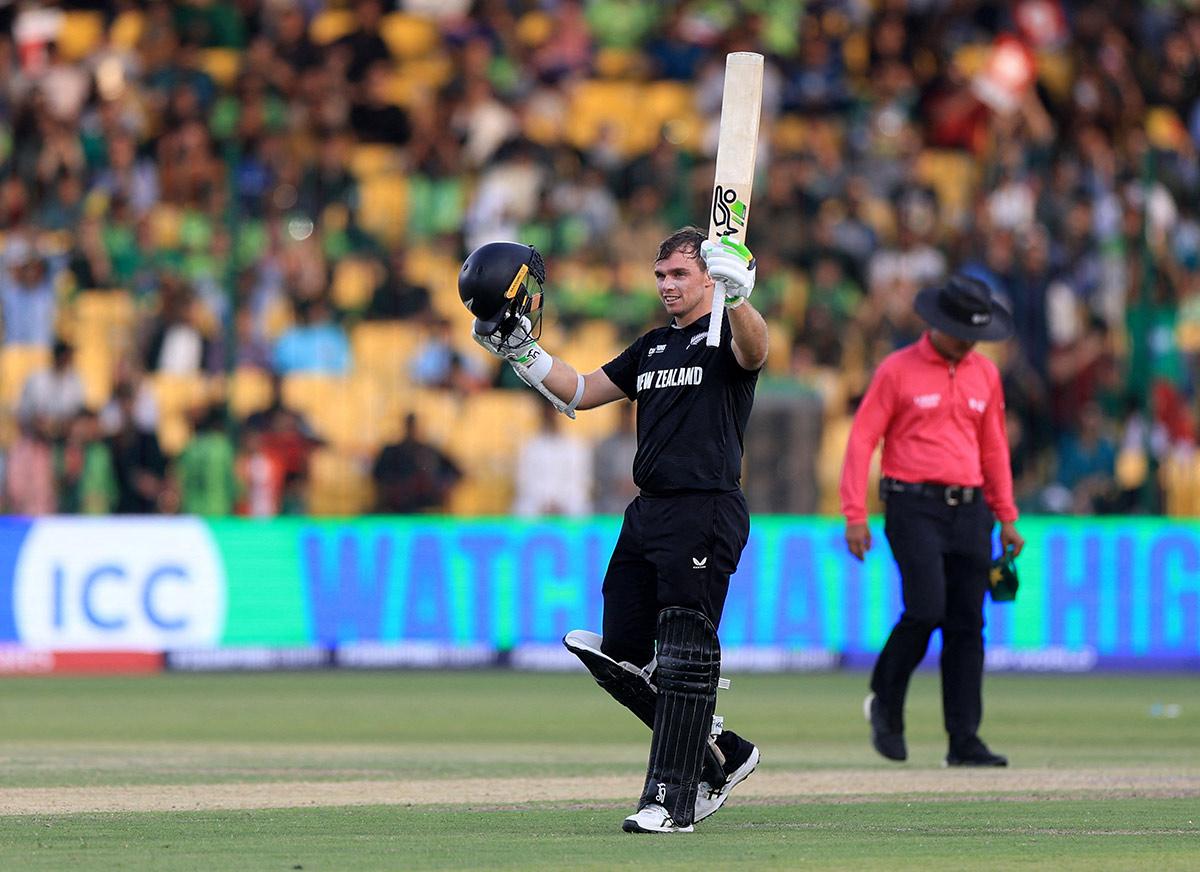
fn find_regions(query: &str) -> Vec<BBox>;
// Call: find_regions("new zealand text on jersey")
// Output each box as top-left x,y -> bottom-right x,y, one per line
636,366 -> 705,393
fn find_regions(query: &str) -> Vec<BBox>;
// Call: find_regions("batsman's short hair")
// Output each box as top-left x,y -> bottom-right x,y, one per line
656,226 -> 706,264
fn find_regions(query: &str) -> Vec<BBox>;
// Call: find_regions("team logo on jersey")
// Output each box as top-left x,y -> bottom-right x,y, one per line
689,333 -> 706,347
913,393 -> 941,409
647,344 -> 667,356
968,398 -> 987,413
636,366 -> 705,393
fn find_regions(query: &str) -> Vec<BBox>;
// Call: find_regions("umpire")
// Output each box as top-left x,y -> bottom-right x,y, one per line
463,228 -> 767,832
839,275 -> 1025,767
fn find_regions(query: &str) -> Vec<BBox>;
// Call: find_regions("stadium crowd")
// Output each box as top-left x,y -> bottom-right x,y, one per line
1,0 -> 1199,517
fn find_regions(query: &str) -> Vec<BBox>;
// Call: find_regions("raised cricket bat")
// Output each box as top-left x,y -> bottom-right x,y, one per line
706,52 -> 764,347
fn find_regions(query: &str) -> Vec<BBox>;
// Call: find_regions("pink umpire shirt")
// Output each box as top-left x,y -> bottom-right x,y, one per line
839,332 -> 1019,526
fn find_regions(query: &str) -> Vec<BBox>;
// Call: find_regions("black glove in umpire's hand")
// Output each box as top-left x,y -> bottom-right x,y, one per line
989,548 -> 1019,602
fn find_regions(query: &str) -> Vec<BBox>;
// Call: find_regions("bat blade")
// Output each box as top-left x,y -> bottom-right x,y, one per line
706,51 -> 764,348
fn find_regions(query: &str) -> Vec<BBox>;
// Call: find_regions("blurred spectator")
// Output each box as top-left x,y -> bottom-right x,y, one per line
1,237 -> 62,347
371,412 -> 461,514
333,0 -> 392,85
513,402 -> 593,517
59,409 -> 118,515
410,317 -> 489,392
365,248 -> 432,321
143,274 -> 211,375
1052,402 -> 1118,514
244,376 -> 321,514
273,297 -> 351,375
592,401 -> 637,514
5,427 -> 56,514
17,339 -> 85,442
235,427 -> 285,518
176,404 -> 238,516
350,61 -> 412,146
107,383 -> 169,514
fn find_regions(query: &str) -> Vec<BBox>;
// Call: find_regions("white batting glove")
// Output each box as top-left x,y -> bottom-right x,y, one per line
701,237 -> 756,309
472,316 -> 553,384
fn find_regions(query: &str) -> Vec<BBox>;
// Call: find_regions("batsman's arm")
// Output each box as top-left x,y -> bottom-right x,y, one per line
727,301 -> 768,371
541,358 -> 627,411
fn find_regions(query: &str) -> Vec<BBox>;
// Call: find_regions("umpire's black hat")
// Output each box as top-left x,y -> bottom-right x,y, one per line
914,275 -> 1014,342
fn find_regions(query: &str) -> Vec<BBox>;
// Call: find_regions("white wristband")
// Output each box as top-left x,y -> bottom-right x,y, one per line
567,373 -> 585,412
517,344 -> 553,384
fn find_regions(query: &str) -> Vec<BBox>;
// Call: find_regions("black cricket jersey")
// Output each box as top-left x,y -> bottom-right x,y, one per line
601,312 -> 760,494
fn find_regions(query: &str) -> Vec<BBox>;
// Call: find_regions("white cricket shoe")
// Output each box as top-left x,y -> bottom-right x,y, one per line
694,743 -> 760,823
621,804 -> 694,834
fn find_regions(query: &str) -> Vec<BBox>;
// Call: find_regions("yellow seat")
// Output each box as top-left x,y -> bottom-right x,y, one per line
381,12 -> 439,59
158,413 -> 193,457
357,176 -> 408,245
642,81 -> 695,124
349,144 -> 402,180
351,320 -> 424,383
201,48 -> 242,89
766,319 -> 793,376
594,47 -> 640,79
110,10 -> 145,51
773,115 -> 810,152
311,375 -> 401,453
151,371 -> 211,456
445,477 -> 509,516
70,290 -> 136,352
152,372 -> 211,416
916,149 -> 979,228
75,345 -> 115,410
308,447 -> 374,515
388,57 -> 454,106
281,373 -> 342,421
566,80 -> 652,156
57,11 -> 105,62
229,366 -> 274,419
0,345 -> 51,408
401,387 -> 461,447
332,257 -> 382,311
310,9 -> 356,45
570,321 -> 621,372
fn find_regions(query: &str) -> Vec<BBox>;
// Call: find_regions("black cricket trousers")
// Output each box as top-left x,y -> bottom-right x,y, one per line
872,489 -> 993,739
600,490 -> 750,667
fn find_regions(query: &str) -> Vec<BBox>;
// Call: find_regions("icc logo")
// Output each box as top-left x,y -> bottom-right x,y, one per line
711,186 -> 747,239
13,519 -> 226,650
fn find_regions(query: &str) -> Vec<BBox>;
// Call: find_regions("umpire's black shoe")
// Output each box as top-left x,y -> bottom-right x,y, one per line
863,693 -> 906,762
945,735 -> 1008,767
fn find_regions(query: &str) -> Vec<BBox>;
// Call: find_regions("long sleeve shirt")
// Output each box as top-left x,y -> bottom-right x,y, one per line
839,333 -> 1018,525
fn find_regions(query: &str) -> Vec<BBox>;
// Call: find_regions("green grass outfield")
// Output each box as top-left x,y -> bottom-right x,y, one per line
0,671 -> 1196,870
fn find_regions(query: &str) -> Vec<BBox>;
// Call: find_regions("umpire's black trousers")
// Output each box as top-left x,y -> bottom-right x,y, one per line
872,489 -> 993,740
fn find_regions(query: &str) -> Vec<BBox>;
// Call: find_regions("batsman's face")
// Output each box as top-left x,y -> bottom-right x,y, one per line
654,249 -> 714,326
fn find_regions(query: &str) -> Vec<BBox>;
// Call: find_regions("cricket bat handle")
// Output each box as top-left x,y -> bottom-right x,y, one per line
706,282 -> 726,347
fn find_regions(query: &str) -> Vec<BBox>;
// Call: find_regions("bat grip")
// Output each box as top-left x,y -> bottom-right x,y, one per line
706,281 -> 726,347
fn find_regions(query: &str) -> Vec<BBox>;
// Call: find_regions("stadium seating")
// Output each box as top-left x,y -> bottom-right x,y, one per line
227,366 -> 274,420
309,9 -> 356,45
351,320 -> 425,387
308,447 -> 374,515
56,11 -> 105,62
332,258 -> 382,312
380,13 -> 440,60
151,373 -> 211,456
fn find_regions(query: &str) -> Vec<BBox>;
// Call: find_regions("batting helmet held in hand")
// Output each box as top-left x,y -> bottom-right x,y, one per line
458,241 -> 546,347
